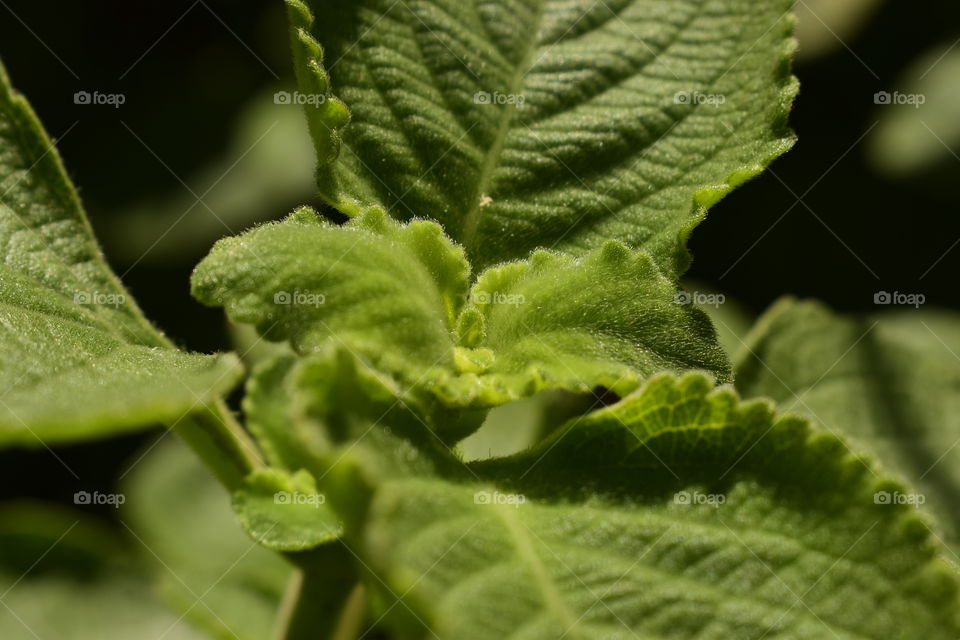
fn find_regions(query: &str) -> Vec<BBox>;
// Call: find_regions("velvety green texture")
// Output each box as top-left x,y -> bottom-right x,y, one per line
356,374 -> 960,639
288,0 -> 797,273
192,207 -> 729,437
0,60 -> 242,447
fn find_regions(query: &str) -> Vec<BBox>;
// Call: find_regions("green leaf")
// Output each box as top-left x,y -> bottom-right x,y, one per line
193,207 -> 728,441
287,0 -> 797,272
122,437 -> 292,640
0,323 -> 242,447
242,346 -> 458,542
242,350 -> 430,475
244,355 -> 318,469
192,206 -> 466,374
0,502 -> 207,640
353,373 -> 960,639
0,574 -> 209,640
868,42 -> 960,176
734,298 -> 960,542
453,242 -> 730,404
0,60 -> 242,446
233,468 -> 343,551
679,281 -> 753,359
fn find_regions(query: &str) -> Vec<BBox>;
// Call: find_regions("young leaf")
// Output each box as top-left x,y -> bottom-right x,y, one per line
454,242 -> 730,405
192,207 -> 729,439
355,374 -> 960,639
244,350 -> 438,469
192,206 -> 467,376
735,298 -> 960,542
0,61 -> 242,446
288,0 -> 797,272
232,468 -> 344,551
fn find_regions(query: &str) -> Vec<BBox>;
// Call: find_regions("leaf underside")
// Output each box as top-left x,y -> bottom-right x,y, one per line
735,298 -> 960,542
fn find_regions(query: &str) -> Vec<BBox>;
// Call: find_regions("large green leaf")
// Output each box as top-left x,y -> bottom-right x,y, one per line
192,207 -> 728,440
351,373 -> 960,639
0,60 -> 242,446
735,298 -> 960,541
287,0 -> 797,272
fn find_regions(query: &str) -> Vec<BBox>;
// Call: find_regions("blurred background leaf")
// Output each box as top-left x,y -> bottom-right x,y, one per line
794,0 -> 882,61
0,503 -> 205,639
868,42 -> 960,177
121,437 -> 291,640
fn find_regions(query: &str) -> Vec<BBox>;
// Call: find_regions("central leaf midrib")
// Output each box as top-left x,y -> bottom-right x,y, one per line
459,0 -> 547,253
494,502 -> 582,638
417,491 -> 881,639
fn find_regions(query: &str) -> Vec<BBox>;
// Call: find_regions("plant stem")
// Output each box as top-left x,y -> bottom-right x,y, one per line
274,544 -> 366,640
171,399 -> 263,491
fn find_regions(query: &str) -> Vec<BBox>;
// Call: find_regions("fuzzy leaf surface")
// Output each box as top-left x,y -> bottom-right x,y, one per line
192,208 -> 728,433
232,467 -> 344,551
353,374 -> 960,639
0,61 -> 241,446
289,0 -> 797,272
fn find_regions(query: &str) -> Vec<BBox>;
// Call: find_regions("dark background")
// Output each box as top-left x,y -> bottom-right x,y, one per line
1,0 -> 958,511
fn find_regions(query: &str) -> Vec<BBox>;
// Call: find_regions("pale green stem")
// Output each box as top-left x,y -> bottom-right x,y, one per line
171,399 -> 263,491
274,545 -> 365,640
